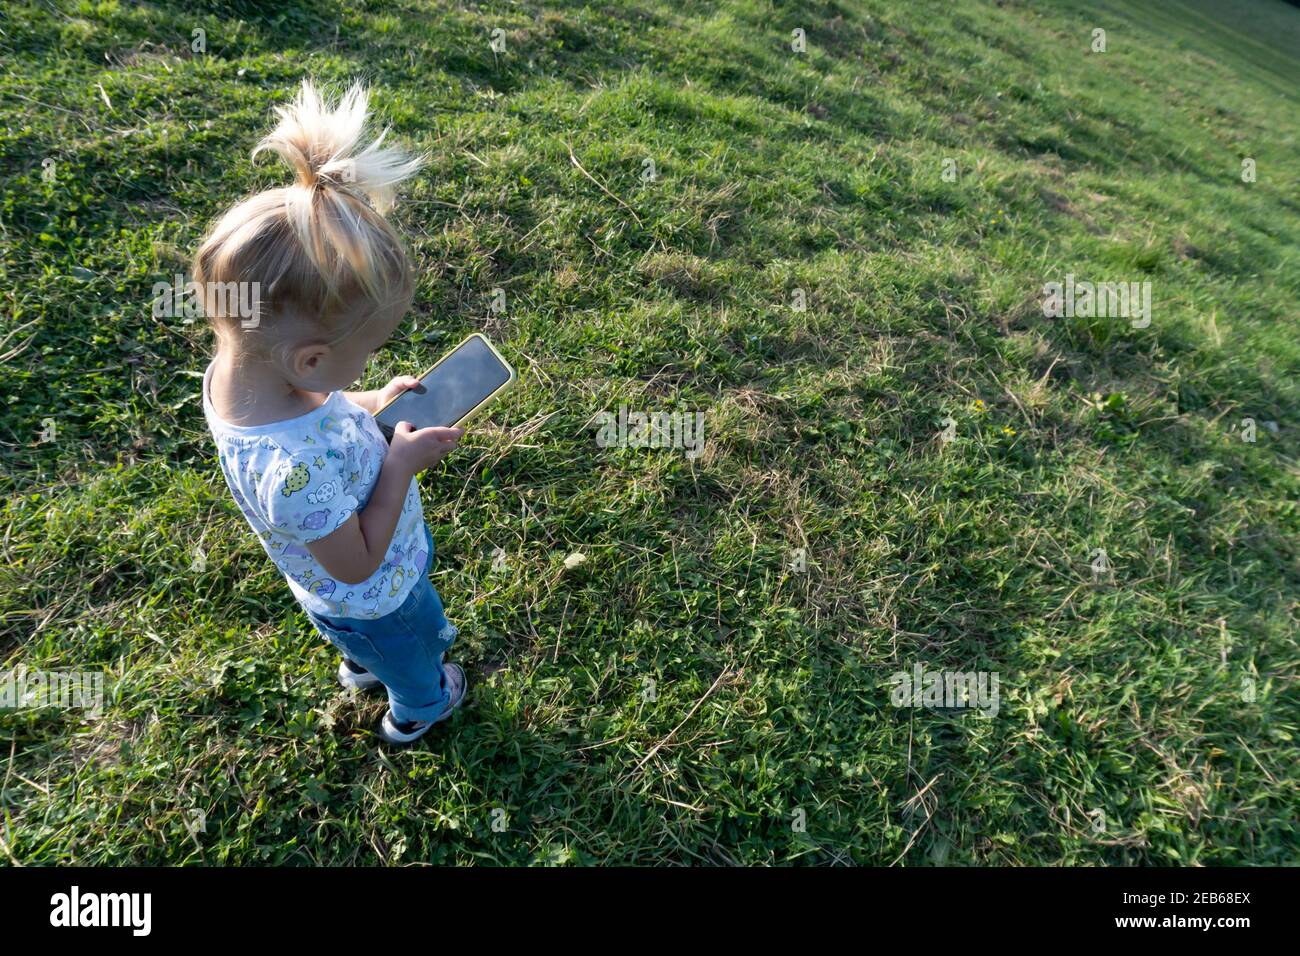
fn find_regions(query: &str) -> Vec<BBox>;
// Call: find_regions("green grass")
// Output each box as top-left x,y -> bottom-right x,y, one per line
1,0 -> 1297,865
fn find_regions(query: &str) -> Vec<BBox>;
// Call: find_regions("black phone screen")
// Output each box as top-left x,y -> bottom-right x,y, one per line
374,336 -> 511,437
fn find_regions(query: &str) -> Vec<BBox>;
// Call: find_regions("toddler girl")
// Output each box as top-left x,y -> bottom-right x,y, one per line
197,81 -> 466,744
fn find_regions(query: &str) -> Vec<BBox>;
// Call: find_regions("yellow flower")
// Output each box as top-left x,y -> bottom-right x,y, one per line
972,399 -> 987,413
1001,426 -> 1016,436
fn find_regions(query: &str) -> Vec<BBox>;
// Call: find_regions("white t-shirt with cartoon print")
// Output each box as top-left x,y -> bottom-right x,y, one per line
202,362 -> 429,620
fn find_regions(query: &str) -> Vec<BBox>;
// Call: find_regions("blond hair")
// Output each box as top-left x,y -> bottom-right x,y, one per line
193,80 -> 424,349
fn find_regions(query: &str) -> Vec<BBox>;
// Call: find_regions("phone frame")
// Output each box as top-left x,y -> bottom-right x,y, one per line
373,332 -> 517,433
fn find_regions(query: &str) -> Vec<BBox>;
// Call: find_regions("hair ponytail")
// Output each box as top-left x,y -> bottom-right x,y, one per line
252,81 -> 424,213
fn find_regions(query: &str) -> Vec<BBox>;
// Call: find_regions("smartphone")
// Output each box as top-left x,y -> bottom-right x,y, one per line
373,333 -> 516,440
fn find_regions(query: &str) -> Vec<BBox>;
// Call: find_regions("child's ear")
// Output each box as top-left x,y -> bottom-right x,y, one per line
291,343 -> 330,377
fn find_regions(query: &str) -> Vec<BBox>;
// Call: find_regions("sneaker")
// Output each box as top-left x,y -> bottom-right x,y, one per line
337,658 -> 383,692
377,663 -> 467,745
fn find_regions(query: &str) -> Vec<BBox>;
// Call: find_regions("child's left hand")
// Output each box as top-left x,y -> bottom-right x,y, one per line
376,375 -> 421,408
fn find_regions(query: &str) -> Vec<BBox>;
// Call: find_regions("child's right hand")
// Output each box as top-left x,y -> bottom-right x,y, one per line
387,421 -> 465,474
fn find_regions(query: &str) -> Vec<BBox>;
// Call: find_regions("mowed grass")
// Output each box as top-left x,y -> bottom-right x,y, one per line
0,0 -> 1297,865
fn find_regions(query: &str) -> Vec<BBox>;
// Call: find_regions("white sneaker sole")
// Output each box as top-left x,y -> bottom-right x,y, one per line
337,660 -> 384,692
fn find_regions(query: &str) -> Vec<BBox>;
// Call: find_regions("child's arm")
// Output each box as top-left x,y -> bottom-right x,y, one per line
344,375 -> 420,415
307,423 -> 463,585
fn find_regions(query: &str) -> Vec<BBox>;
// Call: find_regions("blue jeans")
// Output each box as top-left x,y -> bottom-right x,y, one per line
304,526 -> 457,723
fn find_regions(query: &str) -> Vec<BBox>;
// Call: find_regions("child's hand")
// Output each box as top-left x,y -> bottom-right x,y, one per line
387,421 -> 465,474
376,375 -> 422,409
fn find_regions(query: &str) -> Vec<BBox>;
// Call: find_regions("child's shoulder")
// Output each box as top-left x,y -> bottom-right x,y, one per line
212,395 -> 358,460
208,392 -> 381,532
258,437 -> 360,541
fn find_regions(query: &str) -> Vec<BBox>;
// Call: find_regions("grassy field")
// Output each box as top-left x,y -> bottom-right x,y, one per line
1,0 -> 1297,865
